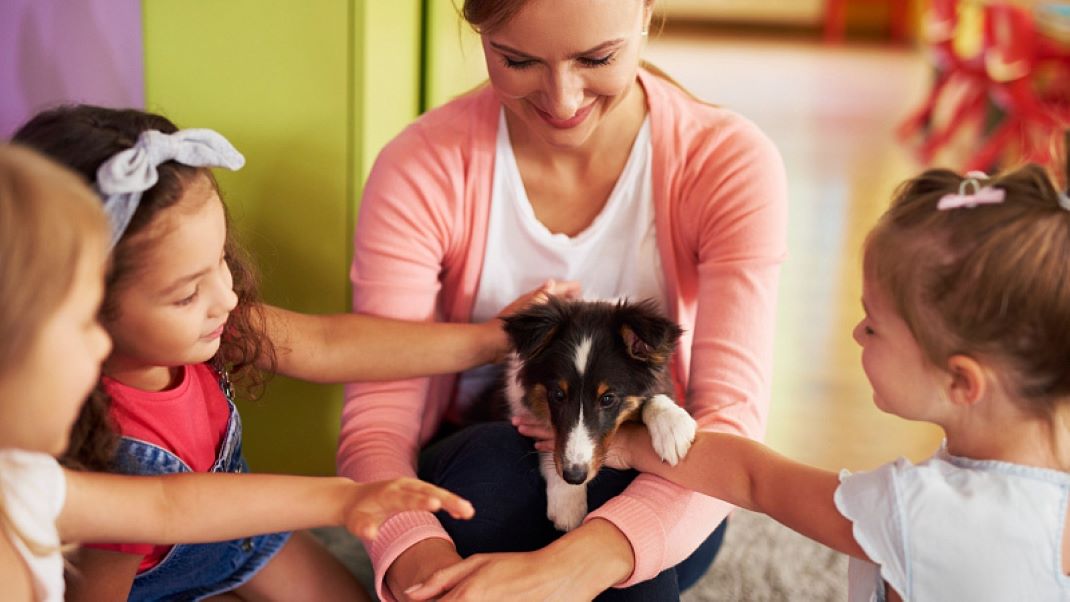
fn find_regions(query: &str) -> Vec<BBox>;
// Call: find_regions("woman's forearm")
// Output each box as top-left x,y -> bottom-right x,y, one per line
547,518 -> 635,595
262,305 -> 505,383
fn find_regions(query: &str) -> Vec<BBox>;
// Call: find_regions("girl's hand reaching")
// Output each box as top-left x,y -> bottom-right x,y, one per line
345,478 -> 475,540
497,279 -> 582,319
482,279 -> 582,364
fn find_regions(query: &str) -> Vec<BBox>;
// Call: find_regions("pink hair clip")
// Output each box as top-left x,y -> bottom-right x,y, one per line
937,171 -> 1006,210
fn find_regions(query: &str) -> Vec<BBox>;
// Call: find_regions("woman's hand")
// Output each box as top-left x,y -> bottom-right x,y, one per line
404,550 -> 587,601
405,519 -> 634,601
515,416 -> 637,473
511,414 -> 555,450
344,478 -> 474,540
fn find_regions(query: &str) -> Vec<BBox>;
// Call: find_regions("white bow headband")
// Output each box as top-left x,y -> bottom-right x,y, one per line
95,128 -> 245,247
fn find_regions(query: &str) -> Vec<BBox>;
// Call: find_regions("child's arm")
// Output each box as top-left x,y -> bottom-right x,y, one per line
0,530 -> 33,601
261,280 -> 580,383
614,426 -> 868,560
65,549 -> 142,602
56,472 -> 473,545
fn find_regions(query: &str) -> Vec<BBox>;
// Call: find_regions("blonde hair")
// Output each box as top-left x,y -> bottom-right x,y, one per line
0,144 -> 108,378
864,164 -> 1070,410
0,144 -> 108,556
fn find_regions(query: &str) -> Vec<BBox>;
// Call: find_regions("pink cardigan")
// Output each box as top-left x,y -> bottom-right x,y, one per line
340,68 -> 788,599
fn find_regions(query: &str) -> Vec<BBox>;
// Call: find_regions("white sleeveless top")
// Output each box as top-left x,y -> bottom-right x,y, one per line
835,444 -> 1070,601
0,449 -> 66,602
455,109 -> 665,408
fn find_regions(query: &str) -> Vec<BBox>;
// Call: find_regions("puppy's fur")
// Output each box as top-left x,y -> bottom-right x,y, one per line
500,297 -> 697,531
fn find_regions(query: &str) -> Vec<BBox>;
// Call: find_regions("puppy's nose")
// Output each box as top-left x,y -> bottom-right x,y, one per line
563,464 -> 588,485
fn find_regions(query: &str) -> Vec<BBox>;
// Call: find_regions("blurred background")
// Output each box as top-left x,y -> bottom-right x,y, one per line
3,0 -> 1069,479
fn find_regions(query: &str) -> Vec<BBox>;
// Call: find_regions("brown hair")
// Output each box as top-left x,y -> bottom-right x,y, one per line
864,164 -> 1070,410
462,0 -> 656,34
12,105 -> 275,471
0,144 -> 108,554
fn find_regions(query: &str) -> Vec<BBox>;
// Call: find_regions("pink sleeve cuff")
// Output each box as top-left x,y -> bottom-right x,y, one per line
585,487 -> 733,587
368,511 -> 454,602
585,495 -> 668,585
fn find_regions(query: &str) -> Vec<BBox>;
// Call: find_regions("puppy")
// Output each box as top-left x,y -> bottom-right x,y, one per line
501,297 -> 697,531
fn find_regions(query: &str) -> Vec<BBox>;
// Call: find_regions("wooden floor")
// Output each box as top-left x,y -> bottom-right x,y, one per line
645,33 -> 945,471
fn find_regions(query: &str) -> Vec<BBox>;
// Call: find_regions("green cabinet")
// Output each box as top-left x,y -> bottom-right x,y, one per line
143,0 -> 421,474
422,1 -> 486,109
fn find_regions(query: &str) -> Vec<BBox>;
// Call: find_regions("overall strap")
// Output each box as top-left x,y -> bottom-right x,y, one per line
210,359 -> 235,402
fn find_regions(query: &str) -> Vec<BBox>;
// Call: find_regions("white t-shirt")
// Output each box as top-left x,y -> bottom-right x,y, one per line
835,444 -> 1070,601
0,449 -> 66,602
455,109 -> 664,409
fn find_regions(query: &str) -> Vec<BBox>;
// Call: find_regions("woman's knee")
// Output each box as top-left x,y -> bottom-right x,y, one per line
419,422 -> 540,491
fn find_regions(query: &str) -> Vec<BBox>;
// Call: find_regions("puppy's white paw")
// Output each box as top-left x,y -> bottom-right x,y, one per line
540,452 -> 587,531
546,484 -> 587,532
642,394 -> 696,466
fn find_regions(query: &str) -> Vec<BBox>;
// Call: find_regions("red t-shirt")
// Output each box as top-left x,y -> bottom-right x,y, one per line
86,363 -> 231,571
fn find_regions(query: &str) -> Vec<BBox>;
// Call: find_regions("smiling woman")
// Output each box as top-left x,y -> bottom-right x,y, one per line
338,0 -> 789,600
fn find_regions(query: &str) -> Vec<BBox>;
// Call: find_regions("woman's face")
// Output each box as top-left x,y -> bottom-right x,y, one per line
481,0 -> 650,150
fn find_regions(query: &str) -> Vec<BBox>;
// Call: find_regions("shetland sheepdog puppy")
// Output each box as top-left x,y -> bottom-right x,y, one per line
500,297 -> 697,531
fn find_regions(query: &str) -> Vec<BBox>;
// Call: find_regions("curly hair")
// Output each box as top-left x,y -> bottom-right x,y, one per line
13,105 -> 275,471
864,164 -> 1070,411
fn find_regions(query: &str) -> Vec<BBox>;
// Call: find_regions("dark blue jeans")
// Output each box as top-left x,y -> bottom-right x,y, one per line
418,422 -> 727,600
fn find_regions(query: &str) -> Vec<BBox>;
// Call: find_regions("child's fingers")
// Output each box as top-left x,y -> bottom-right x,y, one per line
544,279 -> 581,299
498,279 -> 582,319
396,480 -> 475,520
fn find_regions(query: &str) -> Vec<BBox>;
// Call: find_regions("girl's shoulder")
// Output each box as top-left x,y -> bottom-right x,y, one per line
0,449 -> 65,551
0,449 -> 65,504
846,452 -> 1070,495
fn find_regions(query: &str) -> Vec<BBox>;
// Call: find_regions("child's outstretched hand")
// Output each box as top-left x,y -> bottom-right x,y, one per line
345,478 -> 474,540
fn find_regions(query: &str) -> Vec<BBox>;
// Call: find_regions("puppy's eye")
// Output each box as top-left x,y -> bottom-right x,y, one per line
550,389 -> 566,403
598,393 -> 617,408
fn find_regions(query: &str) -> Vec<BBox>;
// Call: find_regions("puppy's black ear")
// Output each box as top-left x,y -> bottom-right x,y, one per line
502,296 -> 570,360
617,299 -> 683,367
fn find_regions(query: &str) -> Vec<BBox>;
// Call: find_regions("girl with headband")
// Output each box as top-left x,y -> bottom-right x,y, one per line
12,106 -> 570,601
0,143 -> 475,602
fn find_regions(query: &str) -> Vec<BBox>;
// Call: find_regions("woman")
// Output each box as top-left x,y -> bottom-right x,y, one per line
338,1 -> 787,599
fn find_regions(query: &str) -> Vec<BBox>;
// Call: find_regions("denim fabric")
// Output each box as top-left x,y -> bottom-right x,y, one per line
419,421 -> 727,601
111,370 -> 290,601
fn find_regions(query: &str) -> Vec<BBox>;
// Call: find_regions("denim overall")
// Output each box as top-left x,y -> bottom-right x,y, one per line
110,365 -> 290,602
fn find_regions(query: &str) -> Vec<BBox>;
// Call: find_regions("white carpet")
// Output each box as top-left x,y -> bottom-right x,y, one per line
312,509 -> 847,601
